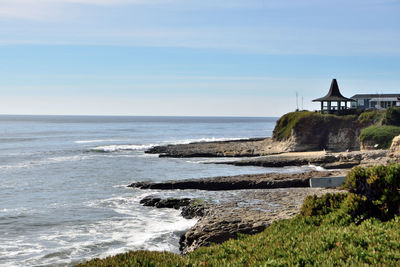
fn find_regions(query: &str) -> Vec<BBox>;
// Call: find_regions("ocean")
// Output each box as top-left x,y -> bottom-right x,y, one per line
0,115 -> 313,266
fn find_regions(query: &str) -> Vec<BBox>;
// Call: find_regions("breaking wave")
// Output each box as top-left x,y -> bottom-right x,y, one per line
89,137 -> 245,153
90,144 -> 157,153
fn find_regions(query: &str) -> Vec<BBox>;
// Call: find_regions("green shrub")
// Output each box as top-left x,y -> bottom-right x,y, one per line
386,107 -> 400,126
359,125 -> 400,149
300,193 -> 347,217
301,164 -> 400,223
343,164 -> 400,221
357,110 -> 385,126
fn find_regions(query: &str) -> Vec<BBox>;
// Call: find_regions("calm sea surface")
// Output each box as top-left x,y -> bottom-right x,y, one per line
0,115 -> 315,266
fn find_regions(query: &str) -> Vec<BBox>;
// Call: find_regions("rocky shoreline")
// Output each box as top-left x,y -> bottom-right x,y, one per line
138,187 -> 344,254
145,139 -> 389,168
132,170 -> 347,254
134,137 -> 397,254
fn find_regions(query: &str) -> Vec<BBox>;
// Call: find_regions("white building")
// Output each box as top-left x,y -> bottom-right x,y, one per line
351,94 -> 400,110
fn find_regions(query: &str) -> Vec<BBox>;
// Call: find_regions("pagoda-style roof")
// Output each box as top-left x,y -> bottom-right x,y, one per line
313,79 -> 355,102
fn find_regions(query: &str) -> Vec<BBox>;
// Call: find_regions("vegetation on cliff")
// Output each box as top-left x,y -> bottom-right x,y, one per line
358,108 -> 400,149
272,111 -> 316,141
357,109 -> 385,126
77,165 -> 400,266
359,125 -> 400,149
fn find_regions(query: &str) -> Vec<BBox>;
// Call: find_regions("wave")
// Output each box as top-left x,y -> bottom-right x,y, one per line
185,158 -> 246,164
89,137 -> 245,153
306,164 -> 326,171
90,144 -> 157,153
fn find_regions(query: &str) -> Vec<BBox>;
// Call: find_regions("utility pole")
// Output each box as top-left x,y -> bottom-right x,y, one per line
296,91 -> 299,111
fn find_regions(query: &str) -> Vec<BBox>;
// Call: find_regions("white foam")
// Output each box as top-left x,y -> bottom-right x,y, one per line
87,137 -> 243,153
307,164 -> 326,171
90,144 -> 156,153
1,193 -> 197,266
88,137 -> 245,154
185,158 -> 244,164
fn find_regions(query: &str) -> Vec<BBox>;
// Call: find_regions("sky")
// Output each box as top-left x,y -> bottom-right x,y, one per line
0,0 -> 399,116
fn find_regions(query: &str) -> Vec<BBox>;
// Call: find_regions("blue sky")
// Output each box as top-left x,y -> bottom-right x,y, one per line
0,0 -> 399,116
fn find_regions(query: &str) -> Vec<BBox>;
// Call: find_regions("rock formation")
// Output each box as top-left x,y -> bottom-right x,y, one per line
388,135 -> 400,158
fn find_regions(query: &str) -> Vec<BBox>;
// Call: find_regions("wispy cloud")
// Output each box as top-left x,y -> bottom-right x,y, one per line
0,0 -> 398,55
0,0 -> 174,20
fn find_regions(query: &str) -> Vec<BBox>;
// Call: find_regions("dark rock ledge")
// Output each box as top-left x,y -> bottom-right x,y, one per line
129,170 -> 344,191
140,196 -> 206,219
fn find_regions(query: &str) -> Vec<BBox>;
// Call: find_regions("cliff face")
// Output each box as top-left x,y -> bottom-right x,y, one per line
273,112 -> 362,152
388,135 -> 400,158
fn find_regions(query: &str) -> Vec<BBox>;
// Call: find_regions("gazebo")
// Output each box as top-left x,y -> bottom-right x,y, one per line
313,79 -> 355,112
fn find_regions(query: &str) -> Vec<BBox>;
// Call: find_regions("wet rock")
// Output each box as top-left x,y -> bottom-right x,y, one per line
181,201 -> 207,219
140,197 -> 192,209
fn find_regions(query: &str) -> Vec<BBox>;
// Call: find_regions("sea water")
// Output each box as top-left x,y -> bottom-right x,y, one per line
0,115 -> 312,266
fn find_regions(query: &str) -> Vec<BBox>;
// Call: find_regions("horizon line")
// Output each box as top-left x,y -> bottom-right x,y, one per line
0,113 -> 281,118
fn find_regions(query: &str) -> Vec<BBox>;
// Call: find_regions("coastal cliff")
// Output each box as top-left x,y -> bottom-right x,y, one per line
272,111 -> 363,151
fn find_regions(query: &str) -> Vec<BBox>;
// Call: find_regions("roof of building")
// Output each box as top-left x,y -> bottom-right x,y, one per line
312,79 -> 355,102
351,94 -> 400,99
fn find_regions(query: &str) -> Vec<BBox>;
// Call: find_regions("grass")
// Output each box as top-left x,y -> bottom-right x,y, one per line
272,111 -> 314,141
76,215 -> 400,266
359,125 -> 400,149
77,165 -> 400,266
